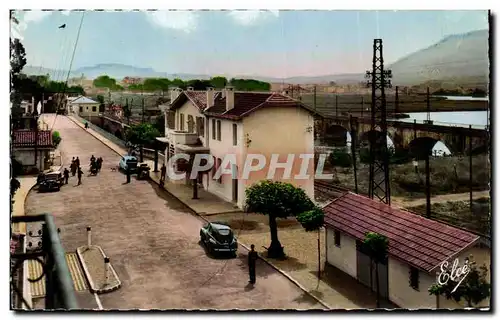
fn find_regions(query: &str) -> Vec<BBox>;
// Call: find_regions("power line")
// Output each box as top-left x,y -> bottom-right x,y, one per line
51,12 -> 85,131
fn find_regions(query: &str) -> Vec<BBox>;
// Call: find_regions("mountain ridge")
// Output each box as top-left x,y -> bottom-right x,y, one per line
23,29 -> 489,86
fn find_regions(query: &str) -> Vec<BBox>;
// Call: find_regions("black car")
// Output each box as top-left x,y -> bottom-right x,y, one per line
38,171 -> 63,192
200,222 -> 238,256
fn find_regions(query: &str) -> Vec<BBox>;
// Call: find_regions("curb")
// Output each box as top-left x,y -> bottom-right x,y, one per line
68,114 -> 332,309
67,116 -> 127,157
76,245 -> 121,294
148,176 -> 332,310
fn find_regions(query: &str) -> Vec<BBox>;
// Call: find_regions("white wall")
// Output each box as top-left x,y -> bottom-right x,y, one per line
13,149 -> 46,171
388,257 -> 437,308
325,228 -> 357,278
206,117 -> 245,208
76,103 -> 100,118
175,100 -> 206,145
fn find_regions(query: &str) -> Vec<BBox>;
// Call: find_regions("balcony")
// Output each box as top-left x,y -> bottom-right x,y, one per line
10,214 -> 78,310
170,131 -> 200,145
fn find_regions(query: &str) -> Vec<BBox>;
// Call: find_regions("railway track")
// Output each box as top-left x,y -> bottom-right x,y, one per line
314,180 -> 349,202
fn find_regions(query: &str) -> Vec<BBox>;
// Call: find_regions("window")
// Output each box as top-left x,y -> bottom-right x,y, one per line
92,106 -> 97,112
334,230 -> 341,247
196,117 -> 205,137
79,106 -> 83,113
216,120 -> 221,141
180,114 -> 185,131
232,124 -> 237,146
212,119 -> 216,140
409,267 -> 419,290
187,115 -> 194,133
86,107 -> 89,111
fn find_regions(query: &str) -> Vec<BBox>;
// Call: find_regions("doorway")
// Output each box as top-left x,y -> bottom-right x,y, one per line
232,164 -> 238,203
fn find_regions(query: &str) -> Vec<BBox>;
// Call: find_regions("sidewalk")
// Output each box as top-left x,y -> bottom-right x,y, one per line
12,177 -> 37,234
67,115 -> 371,310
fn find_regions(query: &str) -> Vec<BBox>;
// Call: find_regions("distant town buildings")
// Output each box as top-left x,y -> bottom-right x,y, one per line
122,77 -> 143,85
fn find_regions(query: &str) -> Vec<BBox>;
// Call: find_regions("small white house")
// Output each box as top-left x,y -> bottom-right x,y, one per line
323,192 -> 490,309
69,96 -> 99,118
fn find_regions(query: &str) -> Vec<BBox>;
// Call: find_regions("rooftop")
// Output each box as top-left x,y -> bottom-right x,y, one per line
171,90 -> 322,120
323,192 -> 480,273
12,130 -> 53,148
70,96 -> 98,104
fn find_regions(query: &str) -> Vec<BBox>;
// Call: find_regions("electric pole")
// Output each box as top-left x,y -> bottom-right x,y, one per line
313,86 -> 317,110
426,87 -> 431,123
365,39 -> 392,205
395,86 -> 399,114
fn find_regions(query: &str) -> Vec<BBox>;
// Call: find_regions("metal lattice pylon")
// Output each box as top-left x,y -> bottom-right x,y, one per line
365,39 -> 392,204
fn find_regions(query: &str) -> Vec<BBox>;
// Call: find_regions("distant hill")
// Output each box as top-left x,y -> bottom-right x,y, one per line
23,29 -> 488,86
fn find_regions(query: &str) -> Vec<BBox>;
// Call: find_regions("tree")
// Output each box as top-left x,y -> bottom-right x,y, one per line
124,123 -> 161,161
96,95 -> 105,112
429,259 -> 491,308
93,75 -> 122,90
244,180 -> 316,258
296,207 -> 325,287
153,114 -> 165,135
362,232 -> 388,308
210,76 -> 228,88
52,131 -> 62,147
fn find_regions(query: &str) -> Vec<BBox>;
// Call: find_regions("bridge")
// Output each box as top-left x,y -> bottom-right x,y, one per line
318,115 -> 489,154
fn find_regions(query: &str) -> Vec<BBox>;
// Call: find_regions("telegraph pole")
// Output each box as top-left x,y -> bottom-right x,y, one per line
365,39 -> 392,205
426,87 -> 431,123
469,125 -> 473,213
313,86 -> 317,110
395,86 -> 399,114
350,115 -> 359,194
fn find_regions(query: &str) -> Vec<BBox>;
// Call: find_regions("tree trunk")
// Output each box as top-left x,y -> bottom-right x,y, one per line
267,214 -> 284,258
375,261 -> 380,308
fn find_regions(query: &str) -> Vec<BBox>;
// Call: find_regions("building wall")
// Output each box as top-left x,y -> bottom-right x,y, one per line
325,228 -> 357,278
206,117 -> 245,208
241,106 -> 315,203
13,149 -> 49,171
75,103 -> 100,118
388,257 -> 437,309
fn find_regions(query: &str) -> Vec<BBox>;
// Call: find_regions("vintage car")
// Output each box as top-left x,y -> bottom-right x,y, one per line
200,222 -> 238,257
119,155 -> 138,173
39,171 -> 64,192
136,163 -> 151,180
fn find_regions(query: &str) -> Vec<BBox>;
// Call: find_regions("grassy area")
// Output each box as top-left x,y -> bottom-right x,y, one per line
328,154 -> 490,199
408,198 -> 490,236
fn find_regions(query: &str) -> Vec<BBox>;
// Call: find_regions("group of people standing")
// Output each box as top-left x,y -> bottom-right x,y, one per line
89,155 -> 103,174
68,157 -> 84,185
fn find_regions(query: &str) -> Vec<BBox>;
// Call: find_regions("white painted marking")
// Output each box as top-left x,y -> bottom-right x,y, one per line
94,293 -> 103,310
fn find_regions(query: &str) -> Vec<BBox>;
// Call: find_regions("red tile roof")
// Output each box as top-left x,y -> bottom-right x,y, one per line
171,90 -> 322,120
12,130 -> 53,148
323,192 -> 480,273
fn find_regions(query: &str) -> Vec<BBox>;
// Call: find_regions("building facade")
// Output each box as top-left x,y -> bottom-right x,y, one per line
162,87 -> 321,209
323,192 -> 491,309
12,130 -> 54,172
70,96 -> 100,118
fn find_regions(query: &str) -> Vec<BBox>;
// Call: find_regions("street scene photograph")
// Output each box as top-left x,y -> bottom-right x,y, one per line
9,7 -> 492,311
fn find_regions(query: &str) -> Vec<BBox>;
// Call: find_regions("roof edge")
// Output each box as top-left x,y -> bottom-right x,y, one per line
427,236 -> 481,274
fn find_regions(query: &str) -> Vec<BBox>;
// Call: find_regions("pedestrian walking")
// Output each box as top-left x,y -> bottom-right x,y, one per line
97,157 -> 103,172
85,121 -> 89,129
75,157 -> 80,168
70,159 -> 76,176
63,168 -> 70,184
160,163 -> 166,182
248,244 -> 258,284
126,166 -> 131,184
77,167 -> 83,185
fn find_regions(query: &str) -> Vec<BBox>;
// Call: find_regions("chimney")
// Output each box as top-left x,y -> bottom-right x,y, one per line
170,87 -> 180,102
206,87 -> 215,109
187,87 -> 194,91
225,86 -> 234,112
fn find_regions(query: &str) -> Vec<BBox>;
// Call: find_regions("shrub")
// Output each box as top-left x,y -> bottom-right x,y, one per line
328,148 -> 352,168
52,131 -> 62,147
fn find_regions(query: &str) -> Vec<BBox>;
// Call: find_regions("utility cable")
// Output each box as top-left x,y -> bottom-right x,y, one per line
51,11 -> 85,131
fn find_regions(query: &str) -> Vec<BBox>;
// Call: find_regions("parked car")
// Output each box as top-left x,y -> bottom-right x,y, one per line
39,171 -> 63,192
119,155 -> 138,172
200,222 -> 238,257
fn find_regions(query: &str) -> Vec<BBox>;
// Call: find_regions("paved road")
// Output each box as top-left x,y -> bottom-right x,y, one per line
25,114 -> 321,310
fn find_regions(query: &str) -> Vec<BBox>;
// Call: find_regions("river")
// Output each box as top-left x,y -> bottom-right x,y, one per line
316,96 -> 489,156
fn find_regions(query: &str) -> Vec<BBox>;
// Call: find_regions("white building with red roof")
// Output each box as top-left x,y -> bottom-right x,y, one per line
323,192 -> 490,309
162,86 -> 323,209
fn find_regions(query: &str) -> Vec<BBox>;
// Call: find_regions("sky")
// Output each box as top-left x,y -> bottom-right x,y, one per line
11,10 -> 489,78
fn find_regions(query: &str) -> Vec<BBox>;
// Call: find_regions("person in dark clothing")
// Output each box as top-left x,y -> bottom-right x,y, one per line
70,159 -> 76,176
97,157 -> 103,172
63,168 -> 70,184
77,167 -> 83,185
248,244 -> 258,284
85,121 -> 89,129
160,163 -> 166,181
126,166 -> 131,184
90,155 -> 96,164
75,157 -> 80,168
